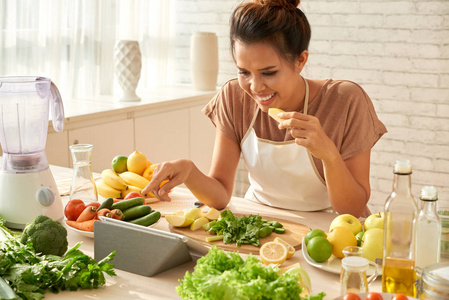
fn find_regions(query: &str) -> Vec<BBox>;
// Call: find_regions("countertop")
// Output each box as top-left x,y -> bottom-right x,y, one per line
47,164 -> 383,299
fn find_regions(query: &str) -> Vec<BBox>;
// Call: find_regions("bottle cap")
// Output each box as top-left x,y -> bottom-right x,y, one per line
420,186 -> 438,201
394,160 -> 412,174
341,256 -> 369,272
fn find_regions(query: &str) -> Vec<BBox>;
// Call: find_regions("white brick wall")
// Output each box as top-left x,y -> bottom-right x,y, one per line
174,0 -> 449,212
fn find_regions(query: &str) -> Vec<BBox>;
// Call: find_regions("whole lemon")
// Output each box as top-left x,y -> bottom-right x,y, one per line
127,151 -> 149,175
327,226 -> 357,258
306,236 -> 332,263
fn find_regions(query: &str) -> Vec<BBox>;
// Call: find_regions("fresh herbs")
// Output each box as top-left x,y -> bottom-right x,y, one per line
176,246 -> 325,300
0,218 -> 116,299
206,210 -> 283,247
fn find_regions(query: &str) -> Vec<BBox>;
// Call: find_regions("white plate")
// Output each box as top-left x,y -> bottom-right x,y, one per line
66,217 -> 161,239
332,292 -> 418,300
302,237 -> 381,276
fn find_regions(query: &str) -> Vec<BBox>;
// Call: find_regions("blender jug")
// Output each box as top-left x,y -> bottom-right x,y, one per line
0,76 -> 65,229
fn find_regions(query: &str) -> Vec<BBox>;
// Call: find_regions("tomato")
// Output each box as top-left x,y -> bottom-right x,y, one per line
64,199 -> 86,221
392,294 -> 408,300
366,292 -> 383,300
124,192 -> 143,200
86,202 -> 101,208
342,293 -> 361,300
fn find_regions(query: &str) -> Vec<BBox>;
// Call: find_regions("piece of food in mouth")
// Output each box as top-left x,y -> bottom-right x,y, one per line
268,108 -> 285,123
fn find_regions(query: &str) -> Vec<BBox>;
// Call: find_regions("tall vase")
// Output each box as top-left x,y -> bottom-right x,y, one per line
190,32 -> 219,91
114,40 -> 142,101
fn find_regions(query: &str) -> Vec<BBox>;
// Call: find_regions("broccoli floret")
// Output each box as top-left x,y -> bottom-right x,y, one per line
20,215 -> 68,256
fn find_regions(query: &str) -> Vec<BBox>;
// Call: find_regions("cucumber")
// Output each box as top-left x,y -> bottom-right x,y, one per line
122,205 -> 152,221
98,197 -> 114,211
111,197 -> 145,211
130,210 -> 161,226
274,227 -> 285,234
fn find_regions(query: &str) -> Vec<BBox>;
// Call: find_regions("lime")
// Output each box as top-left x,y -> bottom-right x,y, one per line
111,155 -> 128,173
304,228 -> 327,246
306,236 -> 332,263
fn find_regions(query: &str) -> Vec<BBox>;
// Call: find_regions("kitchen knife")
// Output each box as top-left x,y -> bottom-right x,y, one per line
184,201 -> 204,210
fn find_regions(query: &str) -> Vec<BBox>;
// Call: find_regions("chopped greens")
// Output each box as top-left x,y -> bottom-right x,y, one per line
176,246 -> 325,300
0,217 -> 116,299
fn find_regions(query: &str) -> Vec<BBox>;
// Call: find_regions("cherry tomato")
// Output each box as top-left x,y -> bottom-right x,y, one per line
124,192 -> 143,200
86,202 -> 101,208
64,199 -> 86,221
366,292 -> 383,300
342,293 -> 361,300
392,294 -> 408,300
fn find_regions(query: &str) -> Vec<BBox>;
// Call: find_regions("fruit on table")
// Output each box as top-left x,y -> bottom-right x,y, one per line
355,231 -> 364,247
274,237 -> 295,258
306,236 -> 332,263
327,226 -> 357,258
304,228 -> 327,246
96,180 -> 122,198
361,227 -> 384,262
342,293 -> 362,300
143,163 -> 158,181
165,215 -> 195,227
111,155 -> 128,173
204,207 -> 220,221
329,214 -> 362,235
190,217 -> 209,231
184,207 -> 204,220
268,108 -> 285,123
64,199 -> 86,221
364,212 -> 384,231
259,241 -> 288,265
101,169 -> 127,190
124,191 -> 144,200
366,292 -> 384,300
119,171 -> 150,189
127,151 -> 149,175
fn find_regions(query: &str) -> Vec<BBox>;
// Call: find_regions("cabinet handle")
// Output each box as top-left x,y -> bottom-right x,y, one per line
73,139 -> 79,145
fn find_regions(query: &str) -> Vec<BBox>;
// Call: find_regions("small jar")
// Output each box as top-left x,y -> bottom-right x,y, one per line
416,262 -> 449,300
340,256 -> 378,295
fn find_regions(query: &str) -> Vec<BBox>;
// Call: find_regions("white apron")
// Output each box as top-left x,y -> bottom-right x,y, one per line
242,78 -> 331,211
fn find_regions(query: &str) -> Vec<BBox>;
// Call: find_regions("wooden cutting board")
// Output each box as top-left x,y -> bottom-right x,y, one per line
169,214 -> 310,255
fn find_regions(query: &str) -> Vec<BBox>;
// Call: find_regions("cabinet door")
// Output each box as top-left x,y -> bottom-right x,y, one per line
68,119 -> 134,173
46,130 -> 70,167
189,105 -> 215,174
135,109 -> 189,164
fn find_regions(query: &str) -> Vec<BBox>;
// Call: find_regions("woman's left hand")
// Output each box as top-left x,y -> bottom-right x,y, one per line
278,111 -> 337,161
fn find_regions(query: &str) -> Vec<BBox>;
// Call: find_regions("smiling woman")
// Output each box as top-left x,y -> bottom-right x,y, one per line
0,0 -> 175,99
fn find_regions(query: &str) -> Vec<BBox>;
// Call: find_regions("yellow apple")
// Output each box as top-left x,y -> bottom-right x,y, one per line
364,212 -> 384,231
329,214 -> 362,235
361,228 -> 384,262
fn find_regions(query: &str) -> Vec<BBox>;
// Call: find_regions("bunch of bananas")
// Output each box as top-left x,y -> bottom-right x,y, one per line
97,150 -> 157,199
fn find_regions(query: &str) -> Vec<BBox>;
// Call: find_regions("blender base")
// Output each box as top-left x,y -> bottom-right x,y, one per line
0,168 -> 64,230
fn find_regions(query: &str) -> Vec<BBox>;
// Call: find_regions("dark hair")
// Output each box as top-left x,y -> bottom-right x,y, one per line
230,0 -> 311,64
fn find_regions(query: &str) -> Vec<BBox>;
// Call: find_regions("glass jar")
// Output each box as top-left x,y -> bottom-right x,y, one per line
69,144 -> 98,202
417,262 -> 449,299
340,256 -> 378,295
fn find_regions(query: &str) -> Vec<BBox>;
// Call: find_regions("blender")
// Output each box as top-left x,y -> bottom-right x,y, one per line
0,77 -> 65,229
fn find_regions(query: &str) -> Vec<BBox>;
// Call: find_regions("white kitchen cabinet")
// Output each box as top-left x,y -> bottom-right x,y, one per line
189,104 -> 215,174
134,109 -> 190,165
68,119 -> 135,173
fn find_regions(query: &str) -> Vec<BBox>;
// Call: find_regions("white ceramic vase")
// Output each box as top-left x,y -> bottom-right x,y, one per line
190,32 -> 219,91
114,40 -> 142,101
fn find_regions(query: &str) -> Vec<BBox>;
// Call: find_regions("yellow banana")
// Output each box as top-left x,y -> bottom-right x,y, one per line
96,180 -> 122,198
101,169 -> 128,190
119,171 -> 150,189
121,185 -> 143,198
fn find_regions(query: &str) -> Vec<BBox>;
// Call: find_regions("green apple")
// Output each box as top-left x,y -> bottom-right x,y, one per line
361,228 -> 383,262
364,212 -> 384,231
329,214 -> 362,235
356,231 -> 364,247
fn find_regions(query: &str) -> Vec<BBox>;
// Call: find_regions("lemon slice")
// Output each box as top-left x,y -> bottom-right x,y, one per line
268,108 -> 285,123
274,237 -> 296,259
259,241 -> 288,265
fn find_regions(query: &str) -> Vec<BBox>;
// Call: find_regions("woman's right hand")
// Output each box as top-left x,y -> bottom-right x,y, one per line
141,159 -> 194,202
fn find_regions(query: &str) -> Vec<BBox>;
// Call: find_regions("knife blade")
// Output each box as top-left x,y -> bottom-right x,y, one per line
184,201 -> 204,210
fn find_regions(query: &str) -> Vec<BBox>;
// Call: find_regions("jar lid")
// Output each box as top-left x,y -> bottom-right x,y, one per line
422,262 -> 449,295
420,186 -> 438,201
394,160 -> 412,174
341,256 -> 369,271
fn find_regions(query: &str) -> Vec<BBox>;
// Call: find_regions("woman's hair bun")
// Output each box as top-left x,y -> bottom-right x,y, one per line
254,0 -> 300,10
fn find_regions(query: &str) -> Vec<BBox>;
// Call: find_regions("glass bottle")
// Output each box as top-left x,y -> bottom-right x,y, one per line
382,160 -> 419,297
69,144 -> 98,202
416,186 -> 441,270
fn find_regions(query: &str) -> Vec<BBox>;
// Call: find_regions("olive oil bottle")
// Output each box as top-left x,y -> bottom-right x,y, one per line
382,160 -> 419,297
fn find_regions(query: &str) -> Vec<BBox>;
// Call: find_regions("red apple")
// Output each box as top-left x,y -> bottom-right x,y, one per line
124,191 -> 144,200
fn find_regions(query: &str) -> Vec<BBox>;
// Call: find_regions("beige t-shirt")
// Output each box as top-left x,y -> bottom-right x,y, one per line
202,78 -> 387,179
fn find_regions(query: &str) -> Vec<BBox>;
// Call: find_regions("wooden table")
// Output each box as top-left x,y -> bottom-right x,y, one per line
47,164 -> 382,300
